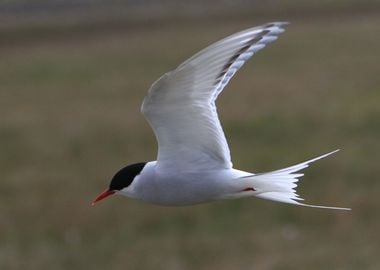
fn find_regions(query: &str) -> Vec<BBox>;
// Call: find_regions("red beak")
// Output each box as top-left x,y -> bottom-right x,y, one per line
92,189 -> 115,205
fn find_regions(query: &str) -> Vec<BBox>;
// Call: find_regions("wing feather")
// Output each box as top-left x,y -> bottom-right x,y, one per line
142,22 -> 288,171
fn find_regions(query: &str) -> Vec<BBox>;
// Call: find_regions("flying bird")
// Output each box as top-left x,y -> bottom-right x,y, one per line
93,22 -> 350,210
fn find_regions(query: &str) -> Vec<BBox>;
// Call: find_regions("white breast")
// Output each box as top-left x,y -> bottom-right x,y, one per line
120,161 -> 250,206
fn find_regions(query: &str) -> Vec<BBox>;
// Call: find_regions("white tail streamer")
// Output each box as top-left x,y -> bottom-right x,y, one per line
242,150 -> 351,210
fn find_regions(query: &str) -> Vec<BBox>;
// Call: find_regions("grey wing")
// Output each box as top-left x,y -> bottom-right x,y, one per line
142,22 -> 288,172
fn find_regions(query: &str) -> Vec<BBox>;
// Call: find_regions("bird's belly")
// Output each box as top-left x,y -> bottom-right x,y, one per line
138,172 -> 239,206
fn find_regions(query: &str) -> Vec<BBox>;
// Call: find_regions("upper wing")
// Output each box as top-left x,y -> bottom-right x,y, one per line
142,22 -> 288,171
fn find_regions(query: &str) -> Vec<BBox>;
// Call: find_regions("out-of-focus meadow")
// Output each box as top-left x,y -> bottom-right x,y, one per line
1,1 -> 380,269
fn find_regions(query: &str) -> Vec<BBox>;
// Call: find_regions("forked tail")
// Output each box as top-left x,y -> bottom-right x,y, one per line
242,150 -> 351,210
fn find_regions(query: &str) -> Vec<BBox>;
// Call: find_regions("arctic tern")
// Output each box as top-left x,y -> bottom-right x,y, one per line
93,22 -> 350,210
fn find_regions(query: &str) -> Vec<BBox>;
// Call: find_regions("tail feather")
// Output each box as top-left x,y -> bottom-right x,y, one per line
244,150 -> 351,211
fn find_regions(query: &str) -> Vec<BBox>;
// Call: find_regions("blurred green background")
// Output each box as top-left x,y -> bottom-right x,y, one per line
1,1 -> 380,269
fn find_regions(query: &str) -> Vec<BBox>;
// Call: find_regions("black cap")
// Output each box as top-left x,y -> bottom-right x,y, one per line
109,162 -> 146,191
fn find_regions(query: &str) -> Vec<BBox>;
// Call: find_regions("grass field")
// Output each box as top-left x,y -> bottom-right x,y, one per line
1,3 -> 380,270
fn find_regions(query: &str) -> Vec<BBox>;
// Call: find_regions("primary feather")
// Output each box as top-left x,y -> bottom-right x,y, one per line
142,22 -> 289,171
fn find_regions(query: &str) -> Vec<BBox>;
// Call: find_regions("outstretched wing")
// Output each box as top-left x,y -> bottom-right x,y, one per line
142,22 -> 288,171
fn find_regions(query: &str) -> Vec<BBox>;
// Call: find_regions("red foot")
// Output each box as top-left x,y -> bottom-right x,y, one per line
242,187 -> 256,192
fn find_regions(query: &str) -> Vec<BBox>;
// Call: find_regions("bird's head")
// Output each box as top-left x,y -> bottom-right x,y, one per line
92,162 -> 146,205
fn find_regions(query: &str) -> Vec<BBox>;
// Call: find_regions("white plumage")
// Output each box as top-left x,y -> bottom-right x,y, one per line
142,22 -> 287,171
93,22 -> 350,210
